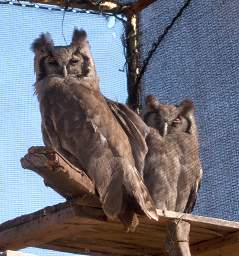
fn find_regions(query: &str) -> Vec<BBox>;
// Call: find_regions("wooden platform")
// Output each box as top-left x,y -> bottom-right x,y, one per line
0,147 -> 238,255
0,200 -> 239,256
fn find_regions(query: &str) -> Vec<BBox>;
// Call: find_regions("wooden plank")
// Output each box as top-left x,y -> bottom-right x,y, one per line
0,203 -> 106,251
0,202 -> 70,232
192,231 -> 239,255
0,201 -> 239,255
157,209 -> 239,231
20,146 -> 96,200
6,147 -> 239,256
194,243 -> 239,256
20,147 -> 239,233
42,238 -> 164,256
21,0 -> 158,15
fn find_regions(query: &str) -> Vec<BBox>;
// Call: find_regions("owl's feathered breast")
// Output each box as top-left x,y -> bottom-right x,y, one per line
38,76 -> 135,171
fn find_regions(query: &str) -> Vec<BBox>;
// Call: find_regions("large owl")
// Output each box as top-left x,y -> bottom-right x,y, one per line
31,29 -> 158,230
142,95 -> 203,213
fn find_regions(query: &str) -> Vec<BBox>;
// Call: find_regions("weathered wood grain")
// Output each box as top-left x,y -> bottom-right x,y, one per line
4,146 -> 238,255
156,209 -> 239,231
0,201 -> 239,256
192,231 -> 239,255
20,146 -> 96,200
0,203 -> 106,251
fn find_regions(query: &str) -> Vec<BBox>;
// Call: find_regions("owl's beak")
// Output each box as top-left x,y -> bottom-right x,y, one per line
162,122 -> 168,137
63,65 -> 68,77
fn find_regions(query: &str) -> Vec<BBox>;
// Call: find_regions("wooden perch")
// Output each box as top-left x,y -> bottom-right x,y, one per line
20,147 -> 192,256
18,146 -> 239,256
0,201 -> 239,255
165,220 -> 191,256
20,146 -> 100,207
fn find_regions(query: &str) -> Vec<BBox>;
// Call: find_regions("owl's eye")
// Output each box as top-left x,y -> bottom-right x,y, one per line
48,59 -> 58,66
70,59 -> 79,65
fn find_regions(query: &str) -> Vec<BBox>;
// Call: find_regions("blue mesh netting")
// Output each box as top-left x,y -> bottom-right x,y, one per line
0,2 -> 127,255
0,0 -> 239,254
139,0 -> 239,220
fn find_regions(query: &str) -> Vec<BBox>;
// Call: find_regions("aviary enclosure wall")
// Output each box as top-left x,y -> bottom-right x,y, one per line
0,0 -> 238,255
138,0 -> 239,221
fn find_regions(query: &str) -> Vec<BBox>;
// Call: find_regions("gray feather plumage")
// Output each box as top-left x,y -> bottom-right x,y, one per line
32,29 -> 158,230
143,95 -> 203,213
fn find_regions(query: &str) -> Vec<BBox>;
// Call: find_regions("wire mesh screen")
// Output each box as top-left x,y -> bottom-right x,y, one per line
139,0 -> 239,221
0,2 -> 127,255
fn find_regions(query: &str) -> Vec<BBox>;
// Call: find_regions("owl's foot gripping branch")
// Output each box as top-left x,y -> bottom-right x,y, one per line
0,146 -> 238,256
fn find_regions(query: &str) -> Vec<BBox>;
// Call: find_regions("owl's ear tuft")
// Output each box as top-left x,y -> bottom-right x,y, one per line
145,95 -> 159,109
31,33 -> 54,53
179,99 -> 194,115
71,28 -> 87,46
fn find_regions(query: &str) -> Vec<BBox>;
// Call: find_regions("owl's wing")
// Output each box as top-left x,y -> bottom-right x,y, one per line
164,134 -> 203,213
106,99 -> 150,176
40,85 -> 158,229
41,108 -> 61,148
184,168 -> 203,213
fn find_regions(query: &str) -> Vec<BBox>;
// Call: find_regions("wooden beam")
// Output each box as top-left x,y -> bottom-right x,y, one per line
21,0 -> 125,14
157,209 -> 239,231
0,201 -> 239,255
17,147 -> 239,256
122,0 -> 159,111
191,231 -> 239,255
20,0 -> 158,15
20,146 -> 96,200
0,202 -> 107,251
124,13 -> 140,111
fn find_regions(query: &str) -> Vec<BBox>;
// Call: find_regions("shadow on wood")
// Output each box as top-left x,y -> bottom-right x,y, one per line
0,201 -> 239,255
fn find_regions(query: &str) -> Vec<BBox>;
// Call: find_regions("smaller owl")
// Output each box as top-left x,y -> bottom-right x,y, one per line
142,95 -> 203,213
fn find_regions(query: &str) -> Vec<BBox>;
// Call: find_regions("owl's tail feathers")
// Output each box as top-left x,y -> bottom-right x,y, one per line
101,178 -> 139,231
101,171 -> 138,231
123,165 -> 159,222
103,187 -> 139,231
101,161 -> 158,230
118,207 -> 139,232
101,172 -> 123,220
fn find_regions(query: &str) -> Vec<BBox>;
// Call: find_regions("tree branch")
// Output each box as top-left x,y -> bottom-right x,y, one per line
20,146 -> 99,205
